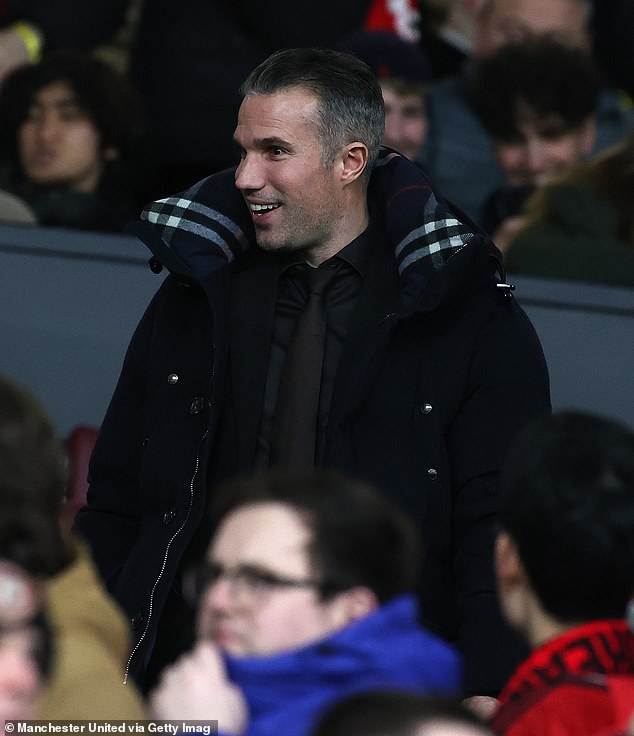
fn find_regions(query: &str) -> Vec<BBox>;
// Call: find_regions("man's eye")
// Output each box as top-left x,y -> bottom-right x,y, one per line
270,147 -> 285,156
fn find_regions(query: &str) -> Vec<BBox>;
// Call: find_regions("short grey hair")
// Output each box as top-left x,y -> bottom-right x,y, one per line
241,48 -> 385,179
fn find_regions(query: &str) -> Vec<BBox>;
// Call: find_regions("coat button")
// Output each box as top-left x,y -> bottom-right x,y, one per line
427,468 -> 438,481
163,507 -> 177,525
420,403 -> 433,414
131,612 -> 146,630
189,397 -> 205,414
167,373 -> 179,384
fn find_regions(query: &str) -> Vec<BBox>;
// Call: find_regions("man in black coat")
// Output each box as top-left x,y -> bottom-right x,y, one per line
73,48 -> 550,699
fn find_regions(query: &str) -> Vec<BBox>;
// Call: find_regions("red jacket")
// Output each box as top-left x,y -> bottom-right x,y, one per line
491,620 -> 634,736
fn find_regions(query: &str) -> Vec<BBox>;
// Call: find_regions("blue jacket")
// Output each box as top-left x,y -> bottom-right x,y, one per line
223,595 -> 461,736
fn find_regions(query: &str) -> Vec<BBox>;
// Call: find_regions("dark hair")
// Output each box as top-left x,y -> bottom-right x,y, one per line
500,411 -> 634,622
312,691 -> 492,736
211,469 -> 420,604
0,374 -> 70,574
0,51 -> 147,193
470,37 -> 600,142
241,48 -> 385,177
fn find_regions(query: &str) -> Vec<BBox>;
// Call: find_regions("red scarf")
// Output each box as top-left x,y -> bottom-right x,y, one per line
499,620 -> 634,706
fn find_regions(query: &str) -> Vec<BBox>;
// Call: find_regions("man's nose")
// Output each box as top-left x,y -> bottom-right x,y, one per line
234,153 -> 264,192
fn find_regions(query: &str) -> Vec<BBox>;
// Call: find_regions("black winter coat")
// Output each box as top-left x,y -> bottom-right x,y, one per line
73,151 -> 550,692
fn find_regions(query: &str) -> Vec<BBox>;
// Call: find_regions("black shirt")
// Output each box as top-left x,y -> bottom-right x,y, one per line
254,228 -> 373,468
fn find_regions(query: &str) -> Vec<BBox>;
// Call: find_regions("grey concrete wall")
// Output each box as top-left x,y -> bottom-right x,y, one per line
1,223 -> 632,438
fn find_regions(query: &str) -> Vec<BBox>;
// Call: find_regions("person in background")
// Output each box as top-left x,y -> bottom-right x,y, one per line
0,540 -> 51,723
469,37 -> 600,249
420,0 -> 634,227
312,691 -> 495,736
502,128 -> 634,287
150,469 -> 461,736
489,411 -> 634,735
340,29 -> 432,160
0,373 -> 147,718
0,51 -> 147,232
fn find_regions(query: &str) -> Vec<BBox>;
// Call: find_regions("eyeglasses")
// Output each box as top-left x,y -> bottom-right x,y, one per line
183,562 -> 341,606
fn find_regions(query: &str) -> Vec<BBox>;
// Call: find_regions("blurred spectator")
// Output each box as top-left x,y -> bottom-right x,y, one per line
0,373 -> 147,718
0,544 -> 51,723
312,691 -> 494,736
420,0 -> 634,227
490,411 -> 634,735
149,469 -> 461,735
418,0 -> 485,79
0,51 -> 147,232
470,38 -> 601,248
340,29 -> 431,159
503,128 -> 634,287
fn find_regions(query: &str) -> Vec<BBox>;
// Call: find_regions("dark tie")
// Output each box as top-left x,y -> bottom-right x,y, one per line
270,264 -> 340,467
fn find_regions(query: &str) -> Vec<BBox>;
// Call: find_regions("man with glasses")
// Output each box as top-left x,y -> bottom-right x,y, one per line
149,469 -> 461,735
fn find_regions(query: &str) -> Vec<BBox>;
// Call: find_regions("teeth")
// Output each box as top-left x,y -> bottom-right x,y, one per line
250,203 -> 279,212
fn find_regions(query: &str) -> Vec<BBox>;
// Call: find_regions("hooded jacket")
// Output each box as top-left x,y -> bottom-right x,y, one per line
223,595 -> 460,736
73,149 -> 550,693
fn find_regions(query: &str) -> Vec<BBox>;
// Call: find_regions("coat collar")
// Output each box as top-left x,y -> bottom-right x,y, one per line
128,149 -> 507,314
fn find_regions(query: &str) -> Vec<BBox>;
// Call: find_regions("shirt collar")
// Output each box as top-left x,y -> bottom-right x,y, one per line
279,226 -> 372,278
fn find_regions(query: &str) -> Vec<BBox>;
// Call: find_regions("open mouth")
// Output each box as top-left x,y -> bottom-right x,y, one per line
249,203 -> 281,215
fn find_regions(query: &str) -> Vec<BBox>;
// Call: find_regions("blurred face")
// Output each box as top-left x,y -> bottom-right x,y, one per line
234,88 -> 357,266
474,0 -> 590,57
495,109 -> 596,187
382,84 -> 428,160
18,81 -> 106,193
0,627 -> 44,722
197,502 -> 348,657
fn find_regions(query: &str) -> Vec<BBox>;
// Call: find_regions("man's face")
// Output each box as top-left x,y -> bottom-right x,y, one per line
473,0 -> 590,57
233,88 -> 350,266
495,109 -> 595,187
197,502 -> 347,657
18,81 -> 108,193
381,84 -> 428,161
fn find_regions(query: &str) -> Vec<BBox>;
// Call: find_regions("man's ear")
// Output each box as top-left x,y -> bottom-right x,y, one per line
329,585 -> 378,628
339,142 -> 369,185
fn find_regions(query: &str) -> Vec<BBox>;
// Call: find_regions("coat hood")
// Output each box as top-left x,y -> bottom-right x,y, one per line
129,148 -> 509,314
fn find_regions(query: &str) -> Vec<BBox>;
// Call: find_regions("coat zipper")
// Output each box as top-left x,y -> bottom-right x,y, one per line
123,345 -> 216,685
